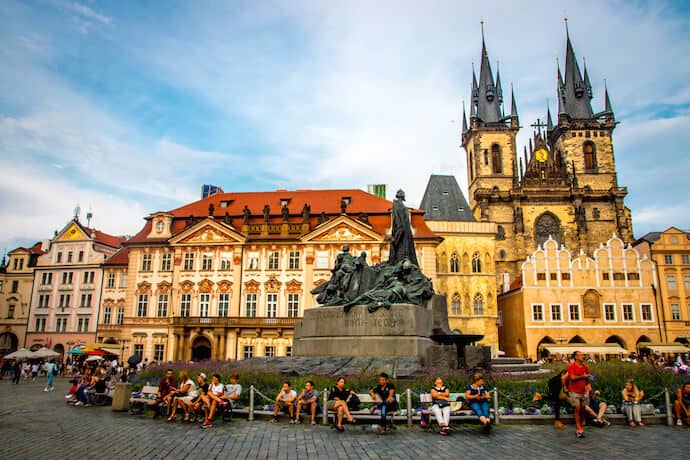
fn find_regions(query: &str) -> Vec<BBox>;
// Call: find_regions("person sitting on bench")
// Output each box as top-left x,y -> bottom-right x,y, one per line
430,377 -> 452,436
369,372 -> 397,434
327,377 -> 357,432
221,373 -> 242,408
294,380 -> 319,425
200,374 -> 224,429
465,372 -> 491,432
156,369 -> 178,418
271,381 -> 296,423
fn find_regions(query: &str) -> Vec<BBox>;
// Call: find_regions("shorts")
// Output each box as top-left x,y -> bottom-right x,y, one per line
326,400 -> 339,411
568,392 -> 589,408
180,396 -> 194,404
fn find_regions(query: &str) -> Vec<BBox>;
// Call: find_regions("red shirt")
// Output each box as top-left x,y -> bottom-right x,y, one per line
567,362 -> 589,394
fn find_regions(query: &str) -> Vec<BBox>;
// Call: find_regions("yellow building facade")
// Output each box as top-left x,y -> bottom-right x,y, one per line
498,236 -> 660,359
98,189 -> 440,362
420,175 -> 499,353
634,227 -> 690,345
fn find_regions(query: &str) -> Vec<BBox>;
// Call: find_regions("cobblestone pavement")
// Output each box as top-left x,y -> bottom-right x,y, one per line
1,378 -> 688,459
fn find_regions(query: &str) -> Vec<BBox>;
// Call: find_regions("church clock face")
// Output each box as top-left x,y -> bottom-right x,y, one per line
535,148 -> 548,163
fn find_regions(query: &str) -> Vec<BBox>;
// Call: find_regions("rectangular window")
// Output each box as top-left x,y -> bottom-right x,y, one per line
264,346 -> 275,358
671,303 -> 681,321
120,273 -> 127,288
160,253 -> 172,271
613,272 -> 625,280
247,252 -> 259,270
243,346 -> 253,359
641,304 -> 653,321
157,294 -> 168,317
532,304 -> 544,321
268,251 -> 280,270
201,253 -> 213,271
77,317 -> 89,332
35,317 -> 46,332
10,281 -> 18,293
67,251 -> 73,263
61,272 -> 73,284
287,293 -> 299,318
602,272 -> 610,281
550,273 -> 558,281
604,304 -> 616,321
218,293 -> 229,317
180,294 -> 191,317
41,272 -> 53,285
288,251 -> 300,270
38,294 -> 50,308
266,293 -> 278,318
550,304 -> 562,321
134,344 -> 143,358
80,293 -> 92,308
116,307 -> 124,325
245,293 -> 257,317
315,251 -> 329,269
537,273 -> 546,281
627,273 -> 640,281
199,293 -> 210,317
86,271 -> 95,284
154,344 -> 164,361
183,252 -> 194,271
103,306 -> 112,324
664,255 -> 674,265
685,275 -> 690,291
56,317 -> 67,332
682,254 -> 690,265
106,273 -> 116,289
58,294 -> 71,309
78,250 -> 84,262
7,304 -> 15,318
561,273 -> 571,281
622,304 -> 634,321
667,275 -> 677,290
56,252 -> 62,263
220,252 -> 232,270
286,346 -> 293,357
137,294 -> 148,317
0,280 -> 3,292
141,253 -> 152,272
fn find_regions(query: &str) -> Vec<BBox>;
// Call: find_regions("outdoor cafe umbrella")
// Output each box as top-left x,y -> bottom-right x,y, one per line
4,348 -> 34,360
67,348 -> 85,355
85,355 -> 104,362
86,349 -> 106,356
32,347 -> 60,359
127,354 -> 142,367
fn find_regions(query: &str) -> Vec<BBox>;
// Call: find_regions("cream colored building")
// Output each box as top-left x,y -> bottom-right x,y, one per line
420,175 -> 499,353
102,189 -> 440,362
634,227 -> 690,346
498,236 -> 660,359
0,243 -> 43,355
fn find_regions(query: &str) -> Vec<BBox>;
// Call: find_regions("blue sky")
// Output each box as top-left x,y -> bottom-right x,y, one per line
1,0 -> 690,254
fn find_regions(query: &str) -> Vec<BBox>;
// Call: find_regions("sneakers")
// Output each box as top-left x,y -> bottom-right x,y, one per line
289,419 -> 296,424
43,388 -> 48,392
295,419 -> 302,424
677,419 -> 683,427
576,431 -> 585,438
49,387 -> 55,392
201,419 -> 213,429
74,401 -> 84,406
554,420 -> 566,429
440,426 -> 449,436
270,417 -> 279,423
311,420 -> 316,426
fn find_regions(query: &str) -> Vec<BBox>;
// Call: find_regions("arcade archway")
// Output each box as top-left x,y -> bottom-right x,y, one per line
191,336 -> 212,361
0,332 -> 18,355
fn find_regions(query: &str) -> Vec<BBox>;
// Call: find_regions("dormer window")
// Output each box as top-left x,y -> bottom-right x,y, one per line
219,200 -> 232,208
280,198 -> 291,207
432,205 -> 439,211
442,191 -> 449,196
155,221 -> 165,233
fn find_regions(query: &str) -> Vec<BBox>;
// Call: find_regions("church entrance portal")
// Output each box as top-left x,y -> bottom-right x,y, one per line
191,336 -> 212,361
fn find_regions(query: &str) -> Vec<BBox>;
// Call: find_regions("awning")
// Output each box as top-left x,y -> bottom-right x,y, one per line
542,344 -> 629,355
638,343 -> 690,354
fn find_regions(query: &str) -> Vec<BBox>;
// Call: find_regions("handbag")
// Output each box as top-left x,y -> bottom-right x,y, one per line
434,399 -> 450,408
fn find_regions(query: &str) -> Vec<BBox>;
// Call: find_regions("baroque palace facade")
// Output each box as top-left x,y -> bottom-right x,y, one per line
98,189 -> 439,362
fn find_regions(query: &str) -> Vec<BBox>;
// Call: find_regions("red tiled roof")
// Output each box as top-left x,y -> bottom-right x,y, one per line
509,274 -> 523,291
104,247 -> 129,266
74,221 -> 127,248
30,241 -> 44,254
127,189 -> 438,243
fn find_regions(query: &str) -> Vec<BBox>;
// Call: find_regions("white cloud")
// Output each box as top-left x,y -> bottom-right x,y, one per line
52,0 -> 111,24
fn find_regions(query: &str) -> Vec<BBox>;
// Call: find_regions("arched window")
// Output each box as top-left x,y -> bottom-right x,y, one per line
584,142 -> 597,170
471,252 -> 482,273
473,294 -> 484,315
449,253 -> 459,273
491,144 -> 502,174
484,149 -> 489,166
451,293 -> 461,315
534,212 -> 561,248
496,225 -> 505,240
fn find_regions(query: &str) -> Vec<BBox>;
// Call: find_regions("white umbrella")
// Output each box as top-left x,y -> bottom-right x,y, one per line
32,347 -> 60,359
4,348 -> 34,360
85,355 -> 104,362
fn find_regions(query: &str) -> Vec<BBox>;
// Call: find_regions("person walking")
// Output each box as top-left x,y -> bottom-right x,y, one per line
566,351 -> 590,439
548,369 -> 568,429
11,360 -> 21,384
44,359 -> 58,392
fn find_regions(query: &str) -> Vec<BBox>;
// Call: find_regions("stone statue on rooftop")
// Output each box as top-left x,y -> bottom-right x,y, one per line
389,189 -> 419,266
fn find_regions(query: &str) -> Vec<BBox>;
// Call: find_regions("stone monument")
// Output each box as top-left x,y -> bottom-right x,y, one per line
293,189 -> 467,365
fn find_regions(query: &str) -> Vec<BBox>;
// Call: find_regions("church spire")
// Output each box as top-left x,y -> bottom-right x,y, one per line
560,19 -> 594,119
461,100 -> 468,134
510,84 -> 519,128
547,102 -> 554,131
604,79 -> 615,122
474,21 -> 502,123
557,59 -> 566,115
583,60 -> 593,100
496,62 -> 504,106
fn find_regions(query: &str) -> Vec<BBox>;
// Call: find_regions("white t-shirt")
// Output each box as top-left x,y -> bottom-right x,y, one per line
279,390 -> 297,402
209,383 -> 224,396
183,379 -> 197,398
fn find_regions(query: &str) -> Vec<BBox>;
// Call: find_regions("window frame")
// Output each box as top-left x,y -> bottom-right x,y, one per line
288,251 -> 300,270
183,252 -> 195,271
245,293 -> 257,317
136,294 -> 148,317
266,293 -> 278,318
532,304 -> 544,322
218,293 -> 229,317
287,293 -> 299,318
199,293 -> 210,317
157,294 -> 168,318
603,303 -> 617,322
568,304 -> 581,322
267,251 -> 280,271
622,303 -> 635,322
180,294 -> 191,317
550,304 -> 562,322
640,304 -> 653,322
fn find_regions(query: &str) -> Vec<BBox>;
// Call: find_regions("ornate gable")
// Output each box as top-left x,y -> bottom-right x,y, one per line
56,221 -> 89,242
301,215 -> 384,243
169,218 -> 246,246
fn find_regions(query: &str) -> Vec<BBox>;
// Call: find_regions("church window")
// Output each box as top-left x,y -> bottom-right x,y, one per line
471,253 -> 481,273
449,253 -> 459,273
592,208 -> 600,219
484,149 -> 488,165
583,142 -> 597,170
491,144 -> 502,174
451,293 -> 461,315
498,249 -> 506,259
473,294 -> 484,315
534,213 -> 561,248
496,225 -> 505,240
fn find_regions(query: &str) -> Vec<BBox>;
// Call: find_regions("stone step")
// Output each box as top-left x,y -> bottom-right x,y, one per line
489,357 -> 527,365
489,363 -> 542,372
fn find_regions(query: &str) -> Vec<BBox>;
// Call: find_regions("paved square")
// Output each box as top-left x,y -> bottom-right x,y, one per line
0,378 -> 688,459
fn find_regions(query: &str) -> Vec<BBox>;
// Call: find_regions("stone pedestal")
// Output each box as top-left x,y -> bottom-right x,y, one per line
293,304 -> 434,359
111,383 -> 131,412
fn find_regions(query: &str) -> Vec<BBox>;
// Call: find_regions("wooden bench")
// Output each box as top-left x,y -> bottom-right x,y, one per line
419,392 -> 495,427
129,385 -> 160,415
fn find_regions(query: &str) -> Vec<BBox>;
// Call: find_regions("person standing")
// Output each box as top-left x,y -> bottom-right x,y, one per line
11,360 -> 21,384
567,351 -> 591,438
43,359 -> 58,392
548,369 -> 568,429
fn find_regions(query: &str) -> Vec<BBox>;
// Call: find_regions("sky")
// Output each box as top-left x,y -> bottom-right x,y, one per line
1,0 -> 690,254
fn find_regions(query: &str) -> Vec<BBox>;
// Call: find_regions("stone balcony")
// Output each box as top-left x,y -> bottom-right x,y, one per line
172,316 -> 300,328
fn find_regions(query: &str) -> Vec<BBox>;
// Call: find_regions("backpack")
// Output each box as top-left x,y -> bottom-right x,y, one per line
347,394 -> 361,411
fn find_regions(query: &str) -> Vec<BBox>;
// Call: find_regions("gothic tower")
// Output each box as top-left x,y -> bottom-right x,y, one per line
461,23 -> 634,285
